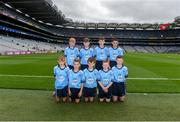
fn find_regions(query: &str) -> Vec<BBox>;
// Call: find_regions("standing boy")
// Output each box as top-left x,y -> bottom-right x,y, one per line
94,37 -> 109,70
64,38 -> 79,69
80,38 -> 94,70
109,38 -> 124,68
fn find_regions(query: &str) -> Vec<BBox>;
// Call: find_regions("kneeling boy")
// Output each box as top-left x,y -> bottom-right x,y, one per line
98,60 -> 113,102
112,56 -> 128,102
53,56 -> 69,103
68,59 -> 84,103
82,57 -> 99,102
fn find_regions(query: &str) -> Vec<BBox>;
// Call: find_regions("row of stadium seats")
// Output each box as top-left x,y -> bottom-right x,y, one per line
123,45 -> 180,53
52,28 -> 179,38
0,35 -> 64,54
1,35 -> 179,55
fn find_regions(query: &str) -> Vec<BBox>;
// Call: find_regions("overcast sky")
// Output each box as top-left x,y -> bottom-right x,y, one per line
52,0 -> 180,23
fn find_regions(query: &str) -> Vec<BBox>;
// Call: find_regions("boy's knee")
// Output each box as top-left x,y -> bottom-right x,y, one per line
113,96 -> 118,102
89,97 -> 94,102
119,96 -> 125,102
55,96 -> 60,102
68,98 -> 72,102
99,98 -> 104,102
62,97 -> 67,102
84,98 -> 89,102
105,98 -> 111,103
113,99 -> 118,102
75,99 -> 80,103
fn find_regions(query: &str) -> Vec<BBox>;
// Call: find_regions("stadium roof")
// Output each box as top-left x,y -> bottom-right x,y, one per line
62,22 -> 161,30
1,0 -> 69,25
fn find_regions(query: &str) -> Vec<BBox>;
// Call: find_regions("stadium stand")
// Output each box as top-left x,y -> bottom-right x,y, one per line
0,35 -> 64,55
0,0 -> 180,55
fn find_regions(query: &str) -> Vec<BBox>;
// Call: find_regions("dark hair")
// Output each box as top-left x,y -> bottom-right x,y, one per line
116,55 -> 123,59
73,58 -> 81,64
83,37 -> 90,42
99,37 -> 105,41
88,57 -> 96,64
112,38 -> 119,42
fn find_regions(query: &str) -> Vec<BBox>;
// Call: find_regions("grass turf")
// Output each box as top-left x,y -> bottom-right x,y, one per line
0,89 -> 180,121
0,53 -> 180,93
0,52 -> 180,120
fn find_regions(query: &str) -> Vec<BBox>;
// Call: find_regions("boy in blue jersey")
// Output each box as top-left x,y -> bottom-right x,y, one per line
82,57 -> 99,102
64,38 -> 79,69
109,38 -> 124,68
98,60 -> 113,102
53,56 -> 69,103
80,38 -> 94,70
112,56 -> 128,102
94,37 -> 109,70
68,59 -> 84,103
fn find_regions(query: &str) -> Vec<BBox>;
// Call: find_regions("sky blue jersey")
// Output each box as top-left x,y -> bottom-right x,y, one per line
82,68 -> 99,88
109,47 -> 124,61
112,65 -> 128,83
64,47 -> 79,66
68,70 -> 84,89
98,69 -> 114,87
54,65 -> 69,89
94,46 -> 109,61
79,47 -> 94,65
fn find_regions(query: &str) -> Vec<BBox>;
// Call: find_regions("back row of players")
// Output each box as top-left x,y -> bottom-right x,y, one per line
53,37 -> 128,103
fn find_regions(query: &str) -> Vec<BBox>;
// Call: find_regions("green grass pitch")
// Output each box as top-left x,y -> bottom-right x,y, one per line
0,52 -> 180,121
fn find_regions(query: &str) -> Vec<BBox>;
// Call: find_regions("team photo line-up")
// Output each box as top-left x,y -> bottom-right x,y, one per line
53,37 -> 128,103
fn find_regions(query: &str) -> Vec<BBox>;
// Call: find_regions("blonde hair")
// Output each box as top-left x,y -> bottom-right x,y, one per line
58,56 -> 66,63
69,37 -> 76,43
103,59 -> 110,64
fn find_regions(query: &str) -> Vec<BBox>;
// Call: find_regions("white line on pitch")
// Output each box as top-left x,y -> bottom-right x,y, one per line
0,74 -> 180,80
127,78 -> 168,80
127,78 -> 180,80
0,74 -> 53,78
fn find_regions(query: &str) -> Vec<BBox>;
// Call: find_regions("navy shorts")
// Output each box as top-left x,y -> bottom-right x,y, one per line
98,86 -> 112,99
112,82 -> 126,97
56,86 -> 68,97
81,64 -> 88,71
83,87 -> 96,97
110,61 -> 117,68
96,61 -> 103,71
70,88 -> 81,99
68,65 -> 73,70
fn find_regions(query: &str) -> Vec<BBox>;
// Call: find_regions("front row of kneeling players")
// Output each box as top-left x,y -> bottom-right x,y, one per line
53,55 -> 128,103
